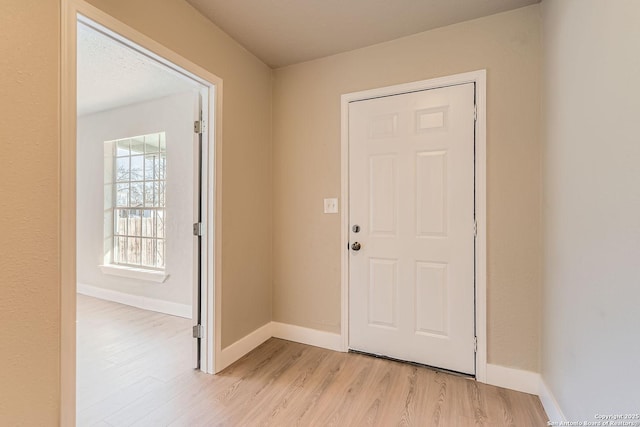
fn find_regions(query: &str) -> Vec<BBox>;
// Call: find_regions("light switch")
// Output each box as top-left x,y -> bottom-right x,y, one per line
324,198 -> 339,214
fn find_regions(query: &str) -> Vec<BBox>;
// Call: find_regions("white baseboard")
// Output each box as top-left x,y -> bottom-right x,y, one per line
539,378 -> 566,422
217,322 -> 273,372
216,321 -> 342,372
77,283 -> 192,319
485,364 -> 541,395
272,322 -> 343,352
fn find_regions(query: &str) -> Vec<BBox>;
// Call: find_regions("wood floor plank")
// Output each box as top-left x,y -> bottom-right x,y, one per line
77,376 -> 164,427
77,296 -> 548,426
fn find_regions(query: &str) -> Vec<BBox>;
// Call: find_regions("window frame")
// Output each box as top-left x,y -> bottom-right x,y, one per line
106,132 -> 168,272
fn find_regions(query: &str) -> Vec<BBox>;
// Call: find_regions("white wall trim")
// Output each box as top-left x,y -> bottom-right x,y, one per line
272,322 -> 343,352
539,378 -> 566,422
217,322 -> 273,371
99,264 -> 170,283
486,364 -> 567,421
339,70 -> 487,381
217,322 -> 341,371
77,283 -> 192,318
485,363 -> 540,395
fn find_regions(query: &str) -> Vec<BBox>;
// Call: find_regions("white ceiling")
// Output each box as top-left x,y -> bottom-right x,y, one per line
77,23 -> 199,116
185,0 -> 540,68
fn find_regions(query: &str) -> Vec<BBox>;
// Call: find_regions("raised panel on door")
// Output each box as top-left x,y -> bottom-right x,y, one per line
415,261 -> 448,337
368,258 -> 398,329
349,83 -> 476,375
416,151 -> 447,237
369,155 -> 398,237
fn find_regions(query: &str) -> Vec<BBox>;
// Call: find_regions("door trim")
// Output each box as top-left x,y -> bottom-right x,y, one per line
339,70 -> 487,382
61,1 -> 224,424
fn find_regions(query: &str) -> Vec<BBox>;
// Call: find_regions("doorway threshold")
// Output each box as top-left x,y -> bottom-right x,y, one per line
348,349 -> 475,380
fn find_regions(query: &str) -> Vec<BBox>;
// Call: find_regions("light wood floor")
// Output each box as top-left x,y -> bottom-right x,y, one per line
77,295 -> 548,426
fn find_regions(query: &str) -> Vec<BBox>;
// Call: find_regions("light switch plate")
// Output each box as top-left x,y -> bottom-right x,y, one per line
324,198 -> 339,214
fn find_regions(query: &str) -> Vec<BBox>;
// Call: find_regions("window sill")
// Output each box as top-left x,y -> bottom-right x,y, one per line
100,264 -> 169,283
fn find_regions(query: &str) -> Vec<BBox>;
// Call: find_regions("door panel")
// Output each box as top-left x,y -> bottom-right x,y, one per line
369,155 -> 398,236
348,83 -> 475,375
368,258 -> 398,328
415,261 -> 448,336
416,150 -> 447,236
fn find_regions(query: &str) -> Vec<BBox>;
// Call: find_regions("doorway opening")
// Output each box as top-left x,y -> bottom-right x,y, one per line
61,3 -> 223,423
75,18 -> 205,422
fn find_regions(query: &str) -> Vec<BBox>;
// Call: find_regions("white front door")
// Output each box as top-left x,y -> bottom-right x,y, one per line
348,83 -> 476,375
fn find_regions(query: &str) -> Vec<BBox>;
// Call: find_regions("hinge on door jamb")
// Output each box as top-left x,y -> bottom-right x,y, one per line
474,336 -> 478,353
474,104 -> 478,121
193,222 -> 203,237
194,120 -> 205,134
473,219 -> 478,238
193,324 -> 203,339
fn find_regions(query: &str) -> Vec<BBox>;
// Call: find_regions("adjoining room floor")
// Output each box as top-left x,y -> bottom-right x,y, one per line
77,295 -> 547,426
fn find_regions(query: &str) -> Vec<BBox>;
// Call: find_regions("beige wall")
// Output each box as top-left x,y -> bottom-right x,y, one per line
541,0 -> 640,418
0,0 -> 61,424
272,5 -> 542,371
86,0 -> 273,348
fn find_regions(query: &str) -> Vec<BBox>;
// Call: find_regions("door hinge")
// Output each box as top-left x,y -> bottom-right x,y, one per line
473,104 -> 478,121
473,219 -> 478,238
194,120 -> 205,134
193,324 -> 204,339
474,336 -> 478,353
193,222 -> 203,237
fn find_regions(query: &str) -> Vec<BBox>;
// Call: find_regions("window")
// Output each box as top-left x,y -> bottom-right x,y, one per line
107,132 -> 166,270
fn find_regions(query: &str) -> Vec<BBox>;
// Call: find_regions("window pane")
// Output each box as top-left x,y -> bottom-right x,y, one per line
116,157 -> 129,182
130,182 -> 143,207
158,155 -> 167,180
153,181 -> 163,208
158,181 -> 166,207
141,210 -> 155,237
130,155 -> 143,181
144,182 -> 155,207
114,209 -> 127,236
141,238 -> 155,267
114,236 -> 127,264
116,139 -> 130,157
128,209 -> 141,237
130,137 -> 145,155
144,155 -> 156,180
116,183 -> 129,207
128,237 -> 141,265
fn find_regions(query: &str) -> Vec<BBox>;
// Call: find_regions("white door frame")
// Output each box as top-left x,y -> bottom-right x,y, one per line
340,70 -> 487,382
60,1 -> 224,424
